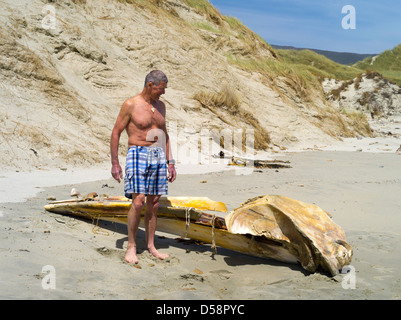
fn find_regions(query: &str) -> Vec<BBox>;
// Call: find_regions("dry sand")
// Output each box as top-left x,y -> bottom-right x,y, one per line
1,127 -> 400,300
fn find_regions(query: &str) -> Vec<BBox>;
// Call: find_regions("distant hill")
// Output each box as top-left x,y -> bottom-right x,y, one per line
272,44 -> 377,65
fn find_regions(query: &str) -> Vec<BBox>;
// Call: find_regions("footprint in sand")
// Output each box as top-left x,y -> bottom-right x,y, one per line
210,269 -> 233,280
96,247 -> 124,260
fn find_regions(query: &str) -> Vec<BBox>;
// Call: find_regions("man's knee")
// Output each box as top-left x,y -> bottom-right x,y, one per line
132,194 -> 146,212
147,195 -> 161,211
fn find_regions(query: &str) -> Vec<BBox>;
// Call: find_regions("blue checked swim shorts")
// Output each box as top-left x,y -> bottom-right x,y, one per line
124,146 -> 168,197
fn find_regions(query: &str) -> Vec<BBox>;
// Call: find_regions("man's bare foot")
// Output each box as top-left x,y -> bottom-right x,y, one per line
148,247 -> 169,260
125,245 -> 138,264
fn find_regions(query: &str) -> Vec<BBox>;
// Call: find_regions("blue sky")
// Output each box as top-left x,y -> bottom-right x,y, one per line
209,0 -> 401,54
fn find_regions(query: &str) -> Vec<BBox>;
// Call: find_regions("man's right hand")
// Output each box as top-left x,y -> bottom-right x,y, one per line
111,163 -> 123,183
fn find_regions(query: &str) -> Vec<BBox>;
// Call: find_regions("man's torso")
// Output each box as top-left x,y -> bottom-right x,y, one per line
126,95 -> 166,147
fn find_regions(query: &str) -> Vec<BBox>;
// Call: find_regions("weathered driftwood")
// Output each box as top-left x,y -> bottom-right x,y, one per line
230,156 -> 292,169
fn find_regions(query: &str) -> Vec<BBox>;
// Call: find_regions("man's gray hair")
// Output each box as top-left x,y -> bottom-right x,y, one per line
144,70 -> 168,87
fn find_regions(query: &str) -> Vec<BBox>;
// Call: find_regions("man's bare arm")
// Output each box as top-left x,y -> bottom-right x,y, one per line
110,100 -> 132,182
161,103 -> 176,183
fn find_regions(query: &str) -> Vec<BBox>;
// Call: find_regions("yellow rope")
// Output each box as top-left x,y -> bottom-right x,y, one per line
91,215 -> 109,236
184,207 -> 194,238
211,214 -> 217,254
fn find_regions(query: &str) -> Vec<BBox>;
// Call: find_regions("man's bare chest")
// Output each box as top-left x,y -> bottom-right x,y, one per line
130,107 -> 165,130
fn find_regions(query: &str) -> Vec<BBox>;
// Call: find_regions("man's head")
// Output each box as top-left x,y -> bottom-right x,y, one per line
144,70 -> 168,87
144,70 -> 168,101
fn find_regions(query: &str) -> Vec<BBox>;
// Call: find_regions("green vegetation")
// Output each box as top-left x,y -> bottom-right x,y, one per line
355,44 -> 401,85
192,21 -> 221,33
182,0 -> 224,24
272,45 -> 377,65
276,49 -> 361,80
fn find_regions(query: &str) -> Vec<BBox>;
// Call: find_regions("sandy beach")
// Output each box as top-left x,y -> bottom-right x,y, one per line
1,127 -> 400,300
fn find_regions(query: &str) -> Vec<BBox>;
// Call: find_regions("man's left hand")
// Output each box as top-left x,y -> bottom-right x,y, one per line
168,164 -> 176,182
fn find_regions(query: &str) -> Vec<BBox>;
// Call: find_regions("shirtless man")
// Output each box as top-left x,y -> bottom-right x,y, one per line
110,70 -> 176,264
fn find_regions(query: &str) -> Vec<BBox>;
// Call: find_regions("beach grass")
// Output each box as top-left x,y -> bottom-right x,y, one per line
193,86 -> 271,150
276,49 -> 362,80
355,44 -> 401,85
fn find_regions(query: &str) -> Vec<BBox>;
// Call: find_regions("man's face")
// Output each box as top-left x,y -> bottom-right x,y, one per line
150,81 -> 167,101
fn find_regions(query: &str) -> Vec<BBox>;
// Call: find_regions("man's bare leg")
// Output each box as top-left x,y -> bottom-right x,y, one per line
125,193 -> 145,264
145,195 -> 169,260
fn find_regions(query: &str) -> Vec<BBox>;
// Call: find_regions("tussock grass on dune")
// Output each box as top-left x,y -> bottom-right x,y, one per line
193,86 -> 271,150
